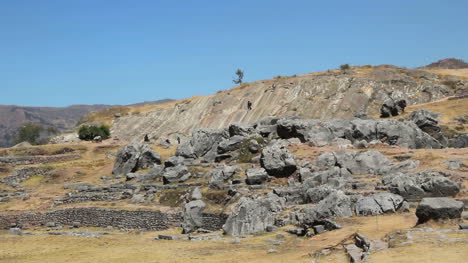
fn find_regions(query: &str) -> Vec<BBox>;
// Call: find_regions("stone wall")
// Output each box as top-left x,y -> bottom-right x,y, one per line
0,207 -> 228,231
0,154 -> 81,165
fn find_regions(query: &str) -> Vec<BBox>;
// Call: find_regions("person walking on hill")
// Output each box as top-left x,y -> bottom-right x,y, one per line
177,136 -> 181,144
247,101 -> 253,110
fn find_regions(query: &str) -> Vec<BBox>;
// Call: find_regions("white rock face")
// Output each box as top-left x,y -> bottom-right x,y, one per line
110,69 -> 453,143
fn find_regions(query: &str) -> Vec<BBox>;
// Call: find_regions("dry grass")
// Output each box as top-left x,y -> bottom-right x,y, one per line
425,68 -> 468,79
0,213 -> 421,263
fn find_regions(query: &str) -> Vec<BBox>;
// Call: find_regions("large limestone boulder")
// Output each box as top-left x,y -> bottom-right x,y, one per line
217,136 -> 244,154
208,164 -> 241,185
416,197 -> 464,224
380,98 -> 406,118
260,141 -> 297,177
409,109 -> 441,136
182,188 -> 206,233
176,128 -> 228,162
450,134 -> 468,148
276,118 -> 335,145
223,194 -> 285,236
382,171 -> 459,200
315,151 -> 418,175
302,191 -> 354,225
245,168 -> 269,185
355,192 -> 405,216
112,143 -> 161,176
162,165 -> 191,184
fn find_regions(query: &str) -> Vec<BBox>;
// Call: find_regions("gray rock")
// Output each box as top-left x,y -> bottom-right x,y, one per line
380,98 -> 406,118
313,225 -> 326,234
459,223 -> 468,230
182,199 -> 206,234
191,187 -> 202,200
217,136 -> 244,154
344,244 -> 364,263
162,165 -> 192,184
245,168 -> 269,185
450,134 -> 468,148
355,192 -> 404,216
260,142 -> 297,177
315,150 -> 414,175
223,193 -> 285,236
208,164 -> 240,184
248,139 -> 261,153
164,156 -> 186,167
447,159 -> 463,170
228,123 -> 256,137
8,228 -> 22,235
409,109 -> 441,136
112,143 -> 161,176
176,128 -> 228,162
416,197 -> 464,224
302,191 -> 353,226
382,170 -> 459,200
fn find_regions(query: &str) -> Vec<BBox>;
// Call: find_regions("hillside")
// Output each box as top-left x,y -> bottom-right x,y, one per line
86,65 -> 467,144
0,99 -> 175,148
422,58 -> 468,69
0,104 -> 111,148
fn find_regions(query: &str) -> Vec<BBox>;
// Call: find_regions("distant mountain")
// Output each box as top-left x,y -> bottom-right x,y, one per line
422,58 -> 468,69
0,99 -> 174,148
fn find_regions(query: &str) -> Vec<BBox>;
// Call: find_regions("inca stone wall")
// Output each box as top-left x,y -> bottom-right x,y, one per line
0,208 -> 228,231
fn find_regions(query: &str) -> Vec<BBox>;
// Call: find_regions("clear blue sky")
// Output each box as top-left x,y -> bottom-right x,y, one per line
1,0 -> 467,107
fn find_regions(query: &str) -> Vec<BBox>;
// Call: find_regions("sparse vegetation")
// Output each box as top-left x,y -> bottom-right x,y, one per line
233,68 -> 244,84
78,124 -> 111,141
14,122 -> 43,145
340,64 -> 351,70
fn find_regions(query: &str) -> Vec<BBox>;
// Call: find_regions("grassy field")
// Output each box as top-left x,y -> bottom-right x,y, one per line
0,213 -> 422,263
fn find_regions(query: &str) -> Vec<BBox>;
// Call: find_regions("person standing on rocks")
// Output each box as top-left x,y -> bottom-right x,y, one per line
177,136 -> 181,144
247,101 -> 253,110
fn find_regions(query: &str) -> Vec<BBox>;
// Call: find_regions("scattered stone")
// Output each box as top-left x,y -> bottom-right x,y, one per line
162,165 -> 191,184
267,249 -> 278,254
313,225 -> 326,234
459,223 -> 468,230
182,199 -> 206,234
8,228 -> 22,235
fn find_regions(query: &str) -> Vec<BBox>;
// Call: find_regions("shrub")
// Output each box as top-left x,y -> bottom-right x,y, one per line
78,124 -> 111,141
14,122 -> 43,145
340,64 -> 351,70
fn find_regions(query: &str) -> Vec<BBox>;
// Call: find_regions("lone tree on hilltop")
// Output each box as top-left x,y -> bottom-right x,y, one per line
233,68 -> 244,84
340,64 -> 351,70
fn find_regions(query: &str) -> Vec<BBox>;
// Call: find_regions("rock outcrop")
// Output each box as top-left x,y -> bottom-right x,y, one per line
382,171 -> 460,200
416,197 -> 464,224
110,67 -> 456,144
223,194 -> 285,236
112,143 -> 161,176
260,141 -> 297,177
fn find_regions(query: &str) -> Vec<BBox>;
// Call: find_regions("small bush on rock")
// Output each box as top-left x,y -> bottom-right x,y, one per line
78,124 -> 111,141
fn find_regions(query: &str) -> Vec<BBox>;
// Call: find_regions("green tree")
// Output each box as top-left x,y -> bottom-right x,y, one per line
233,68 -> 244,84
14,122 -> 43,145
78,124 -> 111,141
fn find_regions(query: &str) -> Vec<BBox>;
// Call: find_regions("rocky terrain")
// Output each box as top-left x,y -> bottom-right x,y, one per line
422,58 -> 468,69
0,61 -> 467,262
91,65 -> 467,144
0,93 -> 467,262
